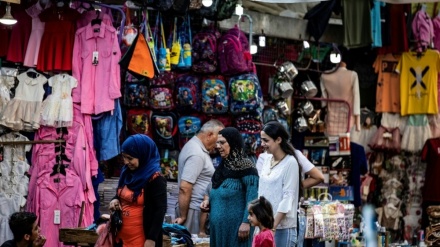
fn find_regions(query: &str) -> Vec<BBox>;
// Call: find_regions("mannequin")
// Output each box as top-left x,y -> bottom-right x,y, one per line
320,61 -> 361,136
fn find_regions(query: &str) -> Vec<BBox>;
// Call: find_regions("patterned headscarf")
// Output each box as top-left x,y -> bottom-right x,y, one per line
118,134 -> 161,201
211,127 -> 258,189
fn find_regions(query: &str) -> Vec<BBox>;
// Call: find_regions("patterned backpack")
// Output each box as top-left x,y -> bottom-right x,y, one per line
229,73 -> 263,114
201,76 -> 229,114
151,111 -> 178,149
191,27 -> 221,74
126,109 -> 152,137
149,72 -> 177,110
178,115 -> 202,149
218,26 -> 254,76
234,113 -> 263,155
175,74 -> 201,112
123,74 -> 149,108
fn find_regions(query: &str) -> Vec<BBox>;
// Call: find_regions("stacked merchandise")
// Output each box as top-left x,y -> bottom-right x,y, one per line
122,15 -> 265,182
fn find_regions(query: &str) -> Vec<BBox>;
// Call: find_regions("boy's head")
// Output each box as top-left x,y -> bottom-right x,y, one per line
9,212 -> 39,242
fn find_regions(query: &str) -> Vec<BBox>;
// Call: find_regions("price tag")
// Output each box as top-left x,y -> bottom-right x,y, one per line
92,51 -> 99,66
54,210 -> 61,224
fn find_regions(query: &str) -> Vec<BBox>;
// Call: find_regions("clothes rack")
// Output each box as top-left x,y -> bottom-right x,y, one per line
0,139 -> 66,145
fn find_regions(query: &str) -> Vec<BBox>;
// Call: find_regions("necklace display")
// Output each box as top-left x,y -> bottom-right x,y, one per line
268,154 -> 287,175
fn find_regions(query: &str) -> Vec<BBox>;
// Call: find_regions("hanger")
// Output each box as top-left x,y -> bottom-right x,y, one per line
50,163 -> 66,176
91,10 -> 102,26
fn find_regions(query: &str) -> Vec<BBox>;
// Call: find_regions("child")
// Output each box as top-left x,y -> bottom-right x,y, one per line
248,197 -> 276,247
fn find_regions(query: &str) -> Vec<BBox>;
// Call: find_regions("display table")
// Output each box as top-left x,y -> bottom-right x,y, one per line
59,228 -> 98,247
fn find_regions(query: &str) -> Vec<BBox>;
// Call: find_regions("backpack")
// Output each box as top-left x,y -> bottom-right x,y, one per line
178,115 -> 202,149
234,113 -> 263,155
262,107 -> 278,124
175,74 -> 201,112
126,109 -> 152,137
218,26 -> 254,76
191,27 -> 221,74
151,111 -> 178,149
160,149 -> 179,181
123,80 -> 149,108
149,72 -> 177,110
201,76 -> 228,114
229,73 -> 263,114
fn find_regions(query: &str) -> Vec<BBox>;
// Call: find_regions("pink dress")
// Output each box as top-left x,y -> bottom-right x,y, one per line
23,2 -> 47,67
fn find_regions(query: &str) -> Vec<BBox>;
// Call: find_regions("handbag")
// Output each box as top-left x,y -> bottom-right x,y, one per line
110,209 -> 123,235
95,221 -> 114,247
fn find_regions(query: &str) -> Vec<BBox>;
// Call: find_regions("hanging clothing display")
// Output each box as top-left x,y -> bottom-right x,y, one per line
0,71 -> 47,131
378,4 -> 410,54
6,6 -> 32,64
396,49 -> 440,116
373,53 -> 401,113
72,21 -> 121,114
401,114 -> 432,152
342,0 -> 373,48
412,9 -> 434,48
23,1 -> 50,68
320,66 -> 361,136
421,138 -> 440,202
40,74 -> 77,128
371,0 -> 386,47
33,169 -> 84,247
36,6 -> 80,72
433,15 -> 440,50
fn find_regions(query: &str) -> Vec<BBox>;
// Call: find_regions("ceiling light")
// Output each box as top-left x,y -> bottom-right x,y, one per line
0,3 -> 17,25
330,52 -> 341,64
303,40 -> 310,49
235,3 -> 243,16
259,29 -> 265,47
251,43 -> 258,54
202,0 -> 212,7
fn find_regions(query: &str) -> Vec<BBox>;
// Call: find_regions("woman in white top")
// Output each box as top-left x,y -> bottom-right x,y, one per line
258,121 -> 322,247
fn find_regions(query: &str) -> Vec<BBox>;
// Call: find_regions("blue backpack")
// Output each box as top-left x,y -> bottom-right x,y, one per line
178,115 -> 202,149
229,73 -> 263,114
201,76 -> 228,114
175,74 -> 201,112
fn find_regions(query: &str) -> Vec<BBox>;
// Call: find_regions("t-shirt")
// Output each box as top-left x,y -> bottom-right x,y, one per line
252,229 -> 275,247
342,0 -> 373,48
396,49 -> 440,116
0,240 -> 16,247
373,54 -> 401,113
256,150 -> 314,177
371,0 -> 386,47
178,136 -> 215,210
421,138 -> 440,202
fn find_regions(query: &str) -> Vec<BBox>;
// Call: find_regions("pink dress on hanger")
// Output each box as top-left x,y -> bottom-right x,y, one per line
23,1 -> 48,67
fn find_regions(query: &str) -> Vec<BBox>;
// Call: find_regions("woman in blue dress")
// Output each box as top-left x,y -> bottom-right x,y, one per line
201,127 -> 259,247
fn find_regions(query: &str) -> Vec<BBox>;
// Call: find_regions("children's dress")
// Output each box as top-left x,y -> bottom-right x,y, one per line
40,74 -> 77,127
0,72 -> 47,131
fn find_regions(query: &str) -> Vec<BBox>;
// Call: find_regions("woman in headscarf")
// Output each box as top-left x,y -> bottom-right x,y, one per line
109,134 -> 167,247
201,127 -> 259,247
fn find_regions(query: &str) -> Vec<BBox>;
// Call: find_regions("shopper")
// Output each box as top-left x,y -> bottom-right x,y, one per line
108,134 -> 167,247
1,212 -> 46,247
257,121 -> 302,247
248,196 -> 276,247
201,127 -> 259,246
175,119 -> 225,234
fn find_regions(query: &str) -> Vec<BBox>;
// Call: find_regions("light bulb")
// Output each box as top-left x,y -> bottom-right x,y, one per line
251,44 -> 258,54
330,52 -> 341,64
202,0 -> 213,7
303,40 -> 310,49
0,3 -> 17,26
259,36 -> 266,47
235,3 -> 243,16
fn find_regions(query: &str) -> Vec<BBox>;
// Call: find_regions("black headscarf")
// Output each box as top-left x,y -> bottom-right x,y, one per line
211,127 -> 259,189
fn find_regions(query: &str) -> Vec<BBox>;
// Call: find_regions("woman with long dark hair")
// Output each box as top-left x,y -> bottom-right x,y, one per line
257,121 -> 302,247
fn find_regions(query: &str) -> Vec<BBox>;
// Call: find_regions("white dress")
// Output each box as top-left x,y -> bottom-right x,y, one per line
40,74 -> 77,127
0,72 -> 47,131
